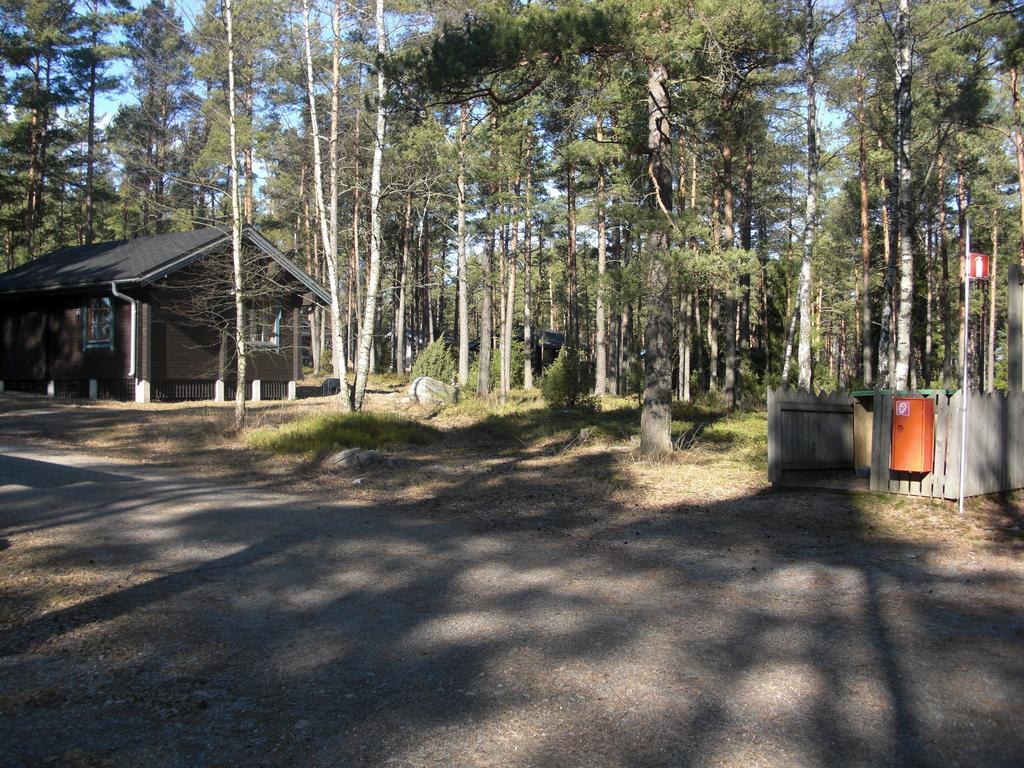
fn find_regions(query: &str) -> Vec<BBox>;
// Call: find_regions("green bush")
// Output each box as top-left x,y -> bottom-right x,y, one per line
410,338 -> 456,383
469,341 -> 527,392
540,347 -> 597,410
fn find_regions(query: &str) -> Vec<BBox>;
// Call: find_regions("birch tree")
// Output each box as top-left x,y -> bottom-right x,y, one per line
457,102 -> 470,386
796,0 -> 819,391
353,0 -> 386,410
893,0 -> 914,390
224,0 -> 247,429
300,0 -> 349,407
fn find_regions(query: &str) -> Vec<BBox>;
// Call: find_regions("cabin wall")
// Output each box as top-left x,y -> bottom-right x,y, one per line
147,283 -> 223,382
144,280 -> 301,385
0,293 -> 132,383
1,261 -> 310,401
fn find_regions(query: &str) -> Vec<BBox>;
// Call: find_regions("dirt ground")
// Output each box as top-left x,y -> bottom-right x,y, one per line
1,392 -> 1022,767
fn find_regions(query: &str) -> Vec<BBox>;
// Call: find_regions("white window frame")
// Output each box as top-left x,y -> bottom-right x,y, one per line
248,304 -> 282,349
83,297 -> 114,351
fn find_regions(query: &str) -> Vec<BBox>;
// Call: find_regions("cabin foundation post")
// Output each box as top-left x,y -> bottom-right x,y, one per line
88,379 -> 98,400
46,380 -> 55,397
290,304 -> 301,403
252,379 -> 262,402
135,379 -> 150,403
214,379 -> 225,402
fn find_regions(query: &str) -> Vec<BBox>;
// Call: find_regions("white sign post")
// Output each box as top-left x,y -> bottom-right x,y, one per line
959,221 -> 971,516
958,220 -> 990,515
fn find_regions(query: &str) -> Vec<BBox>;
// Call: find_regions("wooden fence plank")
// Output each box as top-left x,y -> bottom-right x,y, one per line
767,388 -> 780,483
928,394 -> 947,499
945,391 -> 962,500
1009,263 -> 1022,393
870,394 -> 884,492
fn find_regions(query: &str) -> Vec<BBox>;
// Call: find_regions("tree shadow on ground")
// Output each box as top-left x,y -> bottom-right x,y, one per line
1,409 -> 1022,767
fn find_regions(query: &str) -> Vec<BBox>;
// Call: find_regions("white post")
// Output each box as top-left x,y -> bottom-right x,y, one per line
47,380 -> 55,397
288,380 -> 297,401
214,379 -> 225,402
252,379 -> 262,402
958,219 -> 971,515
135,379 -> 150,404
88,379 -> 98,400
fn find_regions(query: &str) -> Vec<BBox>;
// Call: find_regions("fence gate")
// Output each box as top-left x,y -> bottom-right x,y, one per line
767,388 -> 855,483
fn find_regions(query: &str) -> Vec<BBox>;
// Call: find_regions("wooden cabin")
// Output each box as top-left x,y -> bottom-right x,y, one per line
0,227 -> 327,402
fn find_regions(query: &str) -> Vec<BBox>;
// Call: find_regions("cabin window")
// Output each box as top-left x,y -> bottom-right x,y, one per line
83,298 -> 114,350
248,304 -> 281,348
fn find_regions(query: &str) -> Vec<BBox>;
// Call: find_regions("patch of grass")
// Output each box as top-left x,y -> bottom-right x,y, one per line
691,411 -> 768,468
368,372 -> 412,392
247,411 -> 438,456
446,390 -> 639,446
440,388 -> 768,465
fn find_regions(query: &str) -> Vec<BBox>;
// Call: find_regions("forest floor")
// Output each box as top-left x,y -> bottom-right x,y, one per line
1,382 -> 1023,766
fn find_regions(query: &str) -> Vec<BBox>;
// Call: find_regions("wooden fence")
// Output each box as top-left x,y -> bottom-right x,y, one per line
767,388 -> 855,483
769,387 -> 1024,499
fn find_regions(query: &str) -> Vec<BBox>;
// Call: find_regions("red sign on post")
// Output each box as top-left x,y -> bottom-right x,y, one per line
967,252 -> 990,279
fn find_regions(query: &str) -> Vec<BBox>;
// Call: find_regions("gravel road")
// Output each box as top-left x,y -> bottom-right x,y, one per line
1,427 -> 1023,767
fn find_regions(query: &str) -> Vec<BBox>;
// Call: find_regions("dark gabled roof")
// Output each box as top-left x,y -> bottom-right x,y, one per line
0,226 -> 330,305
0,228 -> 225,293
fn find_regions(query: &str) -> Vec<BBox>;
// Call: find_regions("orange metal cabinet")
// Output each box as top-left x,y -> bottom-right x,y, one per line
890,397 -> 935,473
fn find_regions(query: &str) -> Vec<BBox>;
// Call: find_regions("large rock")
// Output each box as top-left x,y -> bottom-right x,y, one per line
407,376 -> 459,406
328,447 -> 383,469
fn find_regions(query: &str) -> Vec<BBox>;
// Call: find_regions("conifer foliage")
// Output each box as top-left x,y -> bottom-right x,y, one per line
1,0 -> 1021,436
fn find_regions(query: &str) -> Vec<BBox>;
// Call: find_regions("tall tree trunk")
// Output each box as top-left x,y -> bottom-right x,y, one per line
892,0 -> 914,390
478,197 -> 495,395
1011,66 -> 1024,265
243,87 -> 255,224
924,216 -> 933,386
594,117 -> 608,395
301,0 -> 348,407
301,167 -> 322,375
640,60 -> 675,456
957,162 -> 968,384
85,4 -> 98,246
566,161 -> 579,347
25,61 -> 45,257
351,64 -> 364,364
740,142 -> 753,353
857,22 -> 872,384
877,169 -> 895,387
614,223 -> 625,393
353,0 -> 386,410
679,290 -> 692,402
523,137 -> 534,389
420,207 -> 432,344
708,293 -> 719,389
224,0 -> 247,430
988,216 -> 998,392
796,0 -> 818,391
722,141 -> 738,407
938,151 -> 952,385
500,179 -> 519,401
709,179 -> 720,390
457,103 -> 470,386
395,192 -> 411,374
